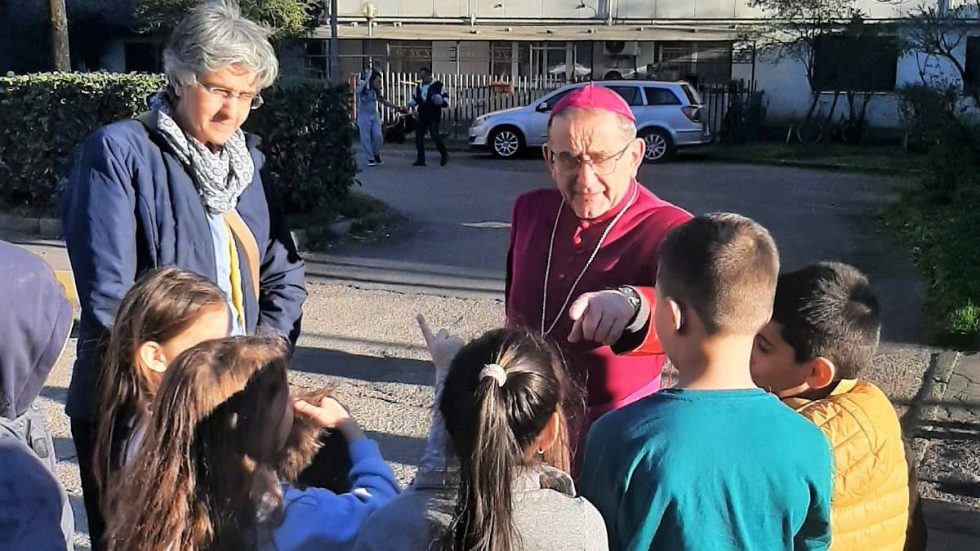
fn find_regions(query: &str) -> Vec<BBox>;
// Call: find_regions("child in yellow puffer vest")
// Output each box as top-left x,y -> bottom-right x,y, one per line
750,262 -> 926,551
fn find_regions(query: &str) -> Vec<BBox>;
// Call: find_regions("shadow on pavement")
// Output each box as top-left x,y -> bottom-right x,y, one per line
923,499 -> 980,548
69,492 -> 91,548
53,436 -> 77,463
40,385 -> 69,404
365,430 -> 427,468
292,346 -> 432,387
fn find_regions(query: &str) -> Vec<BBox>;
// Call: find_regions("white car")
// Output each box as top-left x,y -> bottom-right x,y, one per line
468,80 -> 711,162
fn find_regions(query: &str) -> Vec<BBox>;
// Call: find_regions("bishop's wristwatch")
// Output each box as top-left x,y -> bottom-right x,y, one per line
615,285 -> 642,322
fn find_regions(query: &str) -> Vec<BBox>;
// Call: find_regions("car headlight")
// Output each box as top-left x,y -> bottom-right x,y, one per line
471,116 -> 488,129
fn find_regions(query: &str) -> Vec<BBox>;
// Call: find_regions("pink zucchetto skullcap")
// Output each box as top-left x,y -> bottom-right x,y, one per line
549,82 -> 636,123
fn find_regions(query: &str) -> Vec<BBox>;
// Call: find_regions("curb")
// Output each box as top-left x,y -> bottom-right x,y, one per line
919,350 -> 960,425
701,156 -> 922,176
0,213 -> 62,238
290,211 -> 396,252
903,350 -> 960,466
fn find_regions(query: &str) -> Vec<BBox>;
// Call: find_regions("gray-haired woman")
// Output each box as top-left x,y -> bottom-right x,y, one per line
60,3 -> 306,548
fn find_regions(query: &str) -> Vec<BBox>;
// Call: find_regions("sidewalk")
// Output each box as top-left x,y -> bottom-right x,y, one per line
910,352 -> 980,548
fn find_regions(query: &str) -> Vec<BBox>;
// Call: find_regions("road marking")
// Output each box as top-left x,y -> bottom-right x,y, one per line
54,270 -> 78,308
460,222 -> 511,229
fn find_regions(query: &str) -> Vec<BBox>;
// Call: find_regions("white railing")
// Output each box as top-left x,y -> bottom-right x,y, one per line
348,72 -> 567,138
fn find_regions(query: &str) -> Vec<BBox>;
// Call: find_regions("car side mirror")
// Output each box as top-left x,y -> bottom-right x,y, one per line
536,102 -> 550,112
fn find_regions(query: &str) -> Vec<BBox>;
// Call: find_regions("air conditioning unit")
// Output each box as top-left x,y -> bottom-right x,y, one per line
603,41 -> 640,57
595,62 -> 637,80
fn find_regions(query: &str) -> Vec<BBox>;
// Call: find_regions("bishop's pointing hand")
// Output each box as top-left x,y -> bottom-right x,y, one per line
567,288 -> 642,346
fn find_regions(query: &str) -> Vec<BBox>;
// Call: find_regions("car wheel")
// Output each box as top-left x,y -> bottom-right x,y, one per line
641,129 -> 675,163
489,127 -> 525,159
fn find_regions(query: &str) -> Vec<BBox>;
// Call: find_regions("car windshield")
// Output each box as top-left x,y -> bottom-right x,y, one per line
680,83 -> 702,105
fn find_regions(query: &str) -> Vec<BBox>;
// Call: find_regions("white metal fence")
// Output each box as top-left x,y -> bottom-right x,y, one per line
348,72 -> 567,139
347,71 -> 764,143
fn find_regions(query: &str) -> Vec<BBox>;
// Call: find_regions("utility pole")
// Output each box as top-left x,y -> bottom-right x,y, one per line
329,0 -> 339,83
49,0 -> 71,71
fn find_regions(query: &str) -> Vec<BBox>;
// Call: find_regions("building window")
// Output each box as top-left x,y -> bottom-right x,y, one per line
573,42 -> 594,80
650,41 -> 732,86
389,41 -> 432,73
305,39 -> 328,79
524,42 -> 569,79
490,42 -> 513,77
644,87 -> 681,105
966,36 -> 980,92
812,35 -> 898,92
124,42 -> 162,73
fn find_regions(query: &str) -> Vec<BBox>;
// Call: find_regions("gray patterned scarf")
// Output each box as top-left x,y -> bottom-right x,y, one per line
147,92 -> 254,214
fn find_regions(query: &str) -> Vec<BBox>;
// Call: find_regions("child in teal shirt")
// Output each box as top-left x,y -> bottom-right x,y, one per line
580,213 -> 833,551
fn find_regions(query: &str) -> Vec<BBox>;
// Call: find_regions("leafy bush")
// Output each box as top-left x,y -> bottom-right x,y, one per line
886,185 -> 980,348
0,72 -> 355,216
244,79 -> 358,214
896,84 -> 979,198
0,72 -> 164,210
889,83 -> 980,348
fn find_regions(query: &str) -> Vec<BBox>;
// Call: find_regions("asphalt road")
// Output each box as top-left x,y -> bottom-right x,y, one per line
327,146 -> 925,346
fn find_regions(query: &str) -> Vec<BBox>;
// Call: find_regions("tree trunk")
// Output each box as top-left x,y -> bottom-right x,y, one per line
48,0 -> 70,71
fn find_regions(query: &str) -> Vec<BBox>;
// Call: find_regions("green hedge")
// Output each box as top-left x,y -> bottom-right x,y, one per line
244,79 -> 358,214
885,186 -> 980,349
0,72 -> 355,215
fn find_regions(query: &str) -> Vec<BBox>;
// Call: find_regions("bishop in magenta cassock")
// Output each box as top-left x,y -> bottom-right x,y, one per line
505,83 -> 691,457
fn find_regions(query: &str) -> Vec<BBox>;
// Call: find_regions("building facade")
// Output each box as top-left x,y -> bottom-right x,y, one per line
302,0 -> 978,127
2,0 -> 976,129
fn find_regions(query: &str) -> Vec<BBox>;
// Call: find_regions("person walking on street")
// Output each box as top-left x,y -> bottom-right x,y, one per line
356,69 -> 402,167
409,67 -> 449,167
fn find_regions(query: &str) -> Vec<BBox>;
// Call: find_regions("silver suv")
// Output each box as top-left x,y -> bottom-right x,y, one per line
468,80 -> 711,162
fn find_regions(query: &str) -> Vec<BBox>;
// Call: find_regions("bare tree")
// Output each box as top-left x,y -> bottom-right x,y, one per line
48,0 -> 70,70
747,0 -> 857,127
906,0 -> 980,110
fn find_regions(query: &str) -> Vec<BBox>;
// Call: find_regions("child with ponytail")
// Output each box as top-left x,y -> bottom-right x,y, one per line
354,319 -> 607,551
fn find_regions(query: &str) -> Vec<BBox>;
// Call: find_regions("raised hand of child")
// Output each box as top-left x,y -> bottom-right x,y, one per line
417,314 -> 464,376
294,396 -> 365,442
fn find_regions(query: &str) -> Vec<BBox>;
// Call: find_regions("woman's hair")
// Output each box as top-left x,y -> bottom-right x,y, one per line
104,336 -> 325,551
439,328 -> 571,551
163,0 -> 279,90
93,267 -> 226,509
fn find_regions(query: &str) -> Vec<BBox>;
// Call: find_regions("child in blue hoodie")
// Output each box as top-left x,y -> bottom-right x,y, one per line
0,240 -> 75,550
104,336 -> 399,551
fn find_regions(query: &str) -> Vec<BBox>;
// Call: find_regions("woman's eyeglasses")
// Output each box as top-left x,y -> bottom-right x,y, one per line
199,83 -> 264,110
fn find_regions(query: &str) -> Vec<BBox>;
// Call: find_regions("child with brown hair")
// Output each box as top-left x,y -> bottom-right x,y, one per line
105,336 -> 400,551
91,266 -> 230,545
750,261 -> 926,551
580,213 -> 833,551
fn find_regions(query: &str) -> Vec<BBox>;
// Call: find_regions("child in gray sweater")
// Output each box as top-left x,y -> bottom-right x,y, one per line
353,318 -> 607,551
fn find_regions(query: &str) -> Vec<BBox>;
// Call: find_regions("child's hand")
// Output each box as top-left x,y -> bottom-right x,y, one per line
294,396 -> 364,441
417,314 -> 464,375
